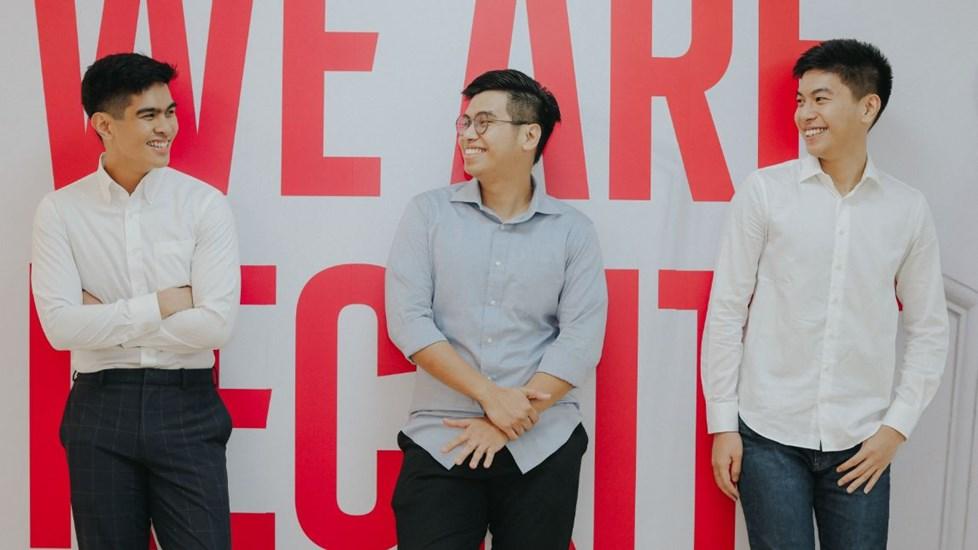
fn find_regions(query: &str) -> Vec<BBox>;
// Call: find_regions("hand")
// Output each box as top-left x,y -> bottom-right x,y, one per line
157,286 -> 194,319
836,425 -> 905,494
441,417 -> 508,469
477,385 -> 551,440
711,431 -> 743,501
81,290 -> 102,305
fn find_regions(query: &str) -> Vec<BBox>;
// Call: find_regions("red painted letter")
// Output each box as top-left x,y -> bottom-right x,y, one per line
659,270 -> 733,550
593,270 -> 639,548
758,0 -> 818,168
451,0 -> 588,199
282,0 -> 379,196
610,0 -> 734,201
294,264 -> 412,548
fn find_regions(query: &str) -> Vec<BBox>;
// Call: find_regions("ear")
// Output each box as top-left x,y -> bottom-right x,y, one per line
521,122 -> 542,154
90,112 -> 113,142
861,93 -> 882,125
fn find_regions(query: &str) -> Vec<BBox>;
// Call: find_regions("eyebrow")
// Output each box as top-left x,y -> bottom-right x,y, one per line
797,88 -> 834,97
135,102 -> 177,116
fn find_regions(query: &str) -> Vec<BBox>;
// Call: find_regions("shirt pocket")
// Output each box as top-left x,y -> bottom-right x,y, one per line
152,238 -> 195,289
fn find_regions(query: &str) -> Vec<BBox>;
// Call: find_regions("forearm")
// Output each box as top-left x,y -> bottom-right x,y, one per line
122,304 -> 235,351
525,372 -> 573,414
411,341 -> 495,403
36,294 -> 161,351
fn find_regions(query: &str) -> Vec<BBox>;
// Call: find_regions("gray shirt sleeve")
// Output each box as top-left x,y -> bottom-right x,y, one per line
535,218 -> 608,387
385,195 -> 449,359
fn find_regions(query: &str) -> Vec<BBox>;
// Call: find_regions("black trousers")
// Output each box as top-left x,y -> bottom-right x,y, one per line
60,368 -> 233,550
392,423 -> 588,550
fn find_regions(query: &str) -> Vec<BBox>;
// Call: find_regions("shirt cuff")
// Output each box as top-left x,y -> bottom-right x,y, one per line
393,318 -> 448,360
881,399 -> 920,440
706,400 -> 739,433
129,293 -> 163,331
536,345 -> 593,388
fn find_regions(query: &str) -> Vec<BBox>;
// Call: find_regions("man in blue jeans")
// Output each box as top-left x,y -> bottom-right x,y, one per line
703,39 -> 948,549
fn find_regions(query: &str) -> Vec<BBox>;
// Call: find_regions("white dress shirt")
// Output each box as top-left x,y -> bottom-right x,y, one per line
703,155 -> 948,451
31,158 -> 240,373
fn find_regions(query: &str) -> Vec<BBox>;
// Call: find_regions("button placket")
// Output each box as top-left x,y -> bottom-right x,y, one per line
819,201 -> 850,398
481,223 -> 511,378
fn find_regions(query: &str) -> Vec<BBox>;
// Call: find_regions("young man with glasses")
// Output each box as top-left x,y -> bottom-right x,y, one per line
703,39 -> 948,549
31,52 -> 239,549
385,69 -> 607,548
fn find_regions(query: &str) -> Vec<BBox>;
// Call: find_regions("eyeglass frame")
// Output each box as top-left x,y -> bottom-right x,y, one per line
455,113 -> 538,136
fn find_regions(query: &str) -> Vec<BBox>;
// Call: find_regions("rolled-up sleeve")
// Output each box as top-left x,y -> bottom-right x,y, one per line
535,218 -> 607,387
385,196 -> 448,359
702,172 -> 768,434
884,196 -> 948,439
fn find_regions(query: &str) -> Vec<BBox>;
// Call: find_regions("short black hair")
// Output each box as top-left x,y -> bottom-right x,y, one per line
793,39 -> 893,126
81,53 -> 176,118
462,69 -> 561,163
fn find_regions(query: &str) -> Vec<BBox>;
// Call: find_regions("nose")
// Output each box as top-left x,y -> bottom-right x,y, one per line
157,114 -> 178,137
797,102 -> 816,121
460,125 -> 479,142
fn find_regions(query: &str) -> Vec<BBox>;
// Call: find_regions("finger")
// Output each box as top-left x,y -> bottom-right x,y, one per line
455,443 -> 477,466
522,388 -> 552,401
502,426 -> 518,441
731,453 -> 742,484
838,461 -> 871,487
469,444 -> 488,469
846,468 -> 875,494
719,473 -> 738,501
836,449 -> 866,473
442,418 -> 473,428
520,417 -> 533,432
528,408 -> 540,425
441,434 -> 467,454
712,461 -> 735,501
863,468 -> 885,494
483,448 -> 496,468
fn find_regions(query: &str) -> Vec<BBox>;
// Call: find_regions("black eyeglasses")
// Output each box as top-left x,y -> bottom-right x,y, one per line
455,113 -> 537,136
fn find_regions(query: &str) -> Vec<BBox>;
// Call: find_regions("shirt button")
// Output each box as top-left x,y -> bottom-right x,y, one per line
489,300 -> 497,306
494,260 -> 502,267
486,337 -> 493,344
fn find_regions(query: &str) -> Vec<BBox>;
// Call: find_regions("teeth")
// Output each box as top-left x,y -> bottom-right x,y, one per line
803,128 -> 826,137
148,140 -> 169,150
464,147 -> 485,154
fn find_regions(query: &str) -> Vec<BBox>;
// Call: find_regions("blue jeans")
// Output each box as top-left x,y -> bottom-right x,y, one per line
738,419 -> 890,550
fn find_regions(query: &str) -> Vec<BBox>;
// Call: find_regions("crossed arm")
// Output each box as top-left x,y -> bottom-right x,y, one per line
32,193 -> 239,353
411,341 -> 570,468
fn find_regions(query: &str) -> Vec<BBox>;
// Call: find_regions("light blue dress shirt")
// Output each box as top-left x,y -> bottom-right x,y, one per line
385,179 -> 607,472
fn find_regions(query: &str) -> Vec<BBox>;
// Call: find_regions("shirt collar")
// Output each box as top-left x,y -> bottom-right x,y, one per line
94,155 -> 161,205
450,177 -> 562,220
798,154 -> 881,188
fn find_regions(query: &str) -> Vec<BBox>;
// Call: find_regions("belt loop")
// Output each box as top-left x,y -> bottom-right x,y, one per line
181,369 -> 190,389
71,371 -> 78,382
97,370 -> 105,386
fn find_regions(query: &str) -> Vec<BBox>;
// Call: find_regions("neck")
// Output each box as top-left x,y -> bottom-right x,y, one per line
478,172 -> 533,221
102,152 -> 147,195
819,145 -> 868,196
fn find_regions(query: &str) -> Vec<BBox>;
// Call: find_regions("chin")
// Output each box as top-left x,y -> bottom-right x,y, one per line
462,163 -> 483,178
